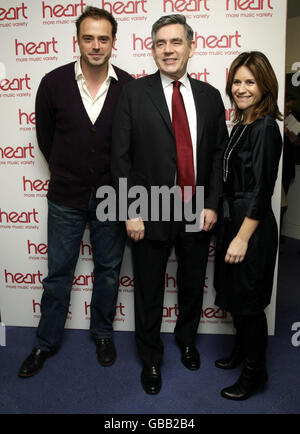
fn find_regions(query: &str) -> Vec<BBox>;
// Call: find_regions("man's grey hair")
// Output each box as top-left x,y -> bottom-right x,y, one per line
151,14 -> 194,47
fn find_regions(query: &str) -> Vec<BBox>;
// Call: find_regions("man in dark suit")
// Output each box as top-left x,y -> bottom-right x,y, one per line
18,6 -> 133,378
112,14 -> 228,394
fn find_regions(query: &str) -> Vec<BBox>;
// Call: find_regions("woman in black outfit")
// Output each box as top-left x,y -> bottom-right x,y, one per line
214,52 -> 282,400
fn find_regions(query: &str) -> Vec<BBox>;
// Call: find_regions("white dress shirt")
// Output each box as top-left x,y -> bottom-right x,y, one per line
75,59 -> 118,124
160,72 -> 198,180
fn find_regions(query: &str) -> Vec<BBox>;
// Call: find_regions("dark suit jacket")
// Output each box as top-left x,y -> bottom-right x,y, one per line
111,71 -> 228,240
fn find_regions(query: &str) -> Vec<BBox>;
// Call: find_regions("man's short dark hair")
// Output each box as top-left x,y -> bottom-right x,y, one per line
76,6 -> 118,39
151,14 -> 194,47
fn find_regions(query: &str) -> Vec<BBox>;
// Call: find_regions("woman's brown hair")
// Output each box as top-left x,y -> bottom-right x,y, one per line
226,51 -> 282,123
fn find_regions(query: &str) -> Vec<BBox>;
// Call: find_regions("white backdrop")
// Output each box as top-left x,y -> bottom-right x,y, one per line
0,0 -> 287,335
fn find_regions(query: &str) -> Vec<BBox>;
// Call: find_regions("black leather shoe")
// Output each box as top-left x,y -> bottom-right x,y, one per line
18,348 -> 55,378
181,345 -> 200,370
215,346 -> 244,370
221,364 -> 268,401
96,338 -> 116,366
141,365 -> 161,395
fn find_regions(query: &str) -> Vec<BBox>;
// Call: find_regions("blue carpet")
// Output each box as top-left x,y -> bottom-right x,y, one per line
0,237 -> 299,414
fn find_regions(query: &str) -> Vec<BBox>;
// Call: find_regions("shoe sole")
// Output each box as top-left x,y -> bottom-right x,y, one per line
141,380 -> 161,395
181,358 -> 200,371
215,361 -> 243,370
97,356 -> 116,367
18,367 -> 43,378
221,380 -> 268,400
98,361 -> 115,367
142,388 -> 161,395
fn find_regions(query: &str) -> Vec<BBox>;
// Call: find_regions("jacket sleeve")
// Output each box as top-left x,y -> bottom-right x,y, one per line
111,83 -> 134,182
205,90 -> 229,211
35,75 -> 55,163
246,118 -> 283,220
111,83 -> 135,216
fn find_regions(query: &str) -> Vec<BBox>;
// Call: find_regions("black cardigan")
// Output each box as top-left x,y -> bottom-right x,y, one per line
35,61 -> 133,210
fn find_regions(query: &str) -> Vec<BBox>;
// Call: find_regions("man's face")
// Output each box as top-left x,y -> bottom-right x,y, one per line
78,17 -> 114,70
152,23 -> 194,80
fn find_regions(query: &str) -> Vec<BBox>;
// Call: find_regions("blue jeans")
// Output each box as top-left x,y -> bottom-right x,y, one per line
35,196 -> 126,351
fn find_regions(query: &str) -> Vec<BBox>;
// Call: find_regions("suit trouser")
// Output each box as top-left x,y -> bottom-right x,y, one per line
132,230 -> 210,367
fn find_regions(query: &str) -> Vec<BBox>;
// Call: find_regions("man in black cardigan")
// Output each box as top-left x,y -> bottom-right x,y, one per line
18,6 -> 133,377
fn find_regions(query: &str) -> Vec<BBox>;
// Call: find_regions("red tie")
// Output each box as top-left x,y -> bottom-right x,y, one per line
172,80 -> 195,203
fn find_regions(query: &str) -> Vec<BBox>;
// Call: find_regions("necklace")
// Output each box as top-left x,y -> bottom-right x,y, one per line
223,124 -> 248,182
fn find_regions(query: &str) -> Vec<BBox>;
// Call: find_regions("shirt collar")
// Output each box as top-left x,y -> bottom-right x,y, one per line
160,71 -> 189,89
75,58 -> 118,82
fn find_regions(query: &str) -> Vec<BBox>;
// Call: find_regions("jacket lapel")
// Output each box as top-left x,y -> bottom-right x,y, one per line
145,72 -> 207,149
146,71 -> 173,134
188,75 -> 205,153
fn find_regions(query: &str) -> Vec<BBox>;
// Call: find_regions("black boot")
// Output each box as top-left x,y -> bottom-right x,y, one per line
220,360 -> 268,400
215,345 -> 244,370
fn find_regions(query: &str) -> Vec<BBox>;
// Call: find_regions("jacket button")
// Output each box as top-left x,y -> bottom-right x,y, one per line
91,126 -> 97,132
